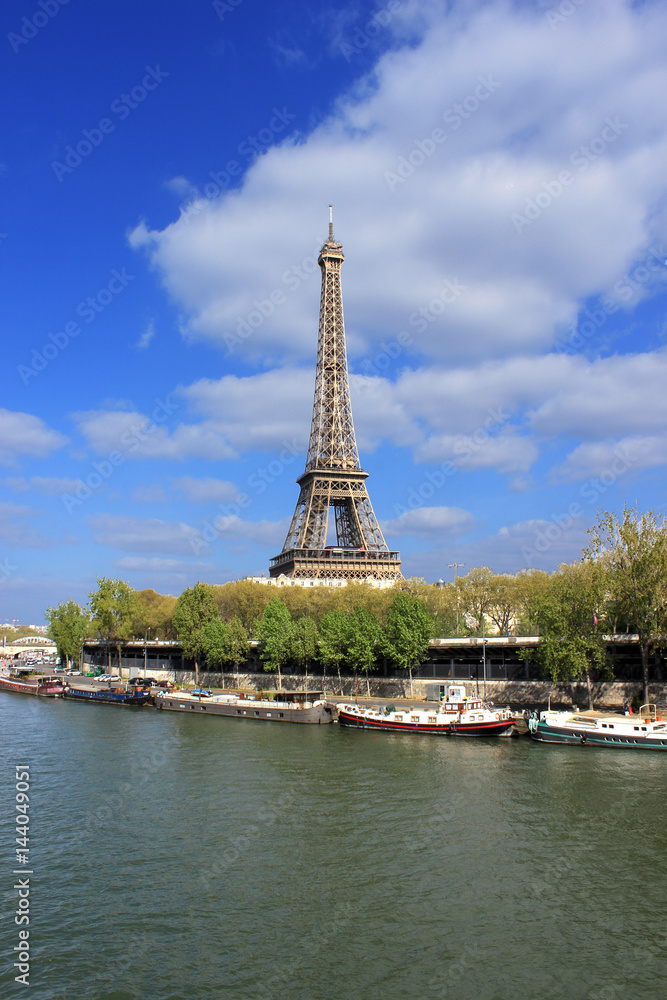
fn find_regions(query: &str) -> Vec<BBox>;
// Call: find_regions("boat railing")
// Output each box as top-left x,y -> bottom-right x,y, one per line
639,704 -> 658,722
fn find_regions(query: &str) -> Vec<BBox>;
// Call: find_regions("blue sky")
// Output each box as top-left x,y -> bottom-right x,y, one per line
2,0 -> 667,623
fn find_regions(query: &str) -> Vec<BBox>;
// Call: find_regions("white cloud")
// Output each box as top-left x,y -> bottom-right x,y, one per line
135,320 -> 155,350
0,502 -> 52,549
402,514 -> 591,580
3,476 -> 83,496
179,368 -> 312,454
72,407 -> 236,462
200,514 -> 289,548
552,435 -> 667,483
383,505 -> 475,539
0,410 -> 67,465
173,477 -> 240,504
113,556 -> 212,573
528,349 -> 667,439
131,484 -> 167,502
90,514 -> 209,556
129,0 -> 667,368
415,428 -> 539,474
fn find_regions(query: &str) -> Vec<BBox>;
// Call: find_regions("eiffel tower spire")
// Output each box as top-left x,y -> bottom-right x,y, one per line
270,211 -> 402,583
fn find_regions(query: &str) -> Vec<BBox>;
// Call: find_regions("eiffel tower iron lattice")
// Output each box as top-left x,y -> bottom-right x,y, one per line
270,211 -> 402,582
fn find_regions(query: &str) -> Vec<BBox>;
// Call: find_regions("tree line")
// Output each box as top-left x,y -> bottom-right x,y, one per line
44,506 -> 667,701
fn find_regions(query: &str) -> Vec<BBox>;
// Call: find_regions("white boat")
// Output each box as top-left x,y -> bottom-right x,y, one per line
528,704 -> 667,750
337,684 -> 516,737
155,689 -> 333,724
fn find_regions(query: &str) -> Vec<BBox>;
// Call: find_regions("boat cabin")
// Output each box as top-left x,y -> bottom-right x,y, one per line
272,690 -> 323,705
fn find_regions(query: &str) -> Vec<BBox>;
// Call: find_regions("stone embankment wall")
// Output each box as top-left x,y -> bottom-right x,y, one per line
118,667 -> 667,709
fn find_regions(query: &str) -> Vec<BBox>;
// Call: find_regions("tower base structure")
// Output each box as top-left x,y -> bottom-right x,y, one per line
269,546 -> 402,582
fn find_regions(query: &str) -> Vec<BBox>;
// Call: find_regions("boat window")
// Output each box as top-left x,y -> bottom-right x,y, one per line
428,716 -> 437,724
411,716 -> 420,723
237,709 -> 242,714
601,723 -> 607,728
279,713 -> 284,718
395,715 -> 403,722
608,725 -> 614,729
255,711 -> 260,716
641,727 -> 646,731
634,726 -> 639,731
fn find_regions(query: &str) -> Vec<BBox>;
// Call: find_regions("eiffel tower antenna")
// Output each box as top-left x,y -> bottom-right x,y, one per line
270,212 -> 402,583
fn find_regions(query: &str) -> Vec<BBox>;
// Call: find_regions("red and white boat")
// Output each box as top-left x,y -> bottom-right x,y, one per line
0,668 -> 64,697
337,684 -> 516,737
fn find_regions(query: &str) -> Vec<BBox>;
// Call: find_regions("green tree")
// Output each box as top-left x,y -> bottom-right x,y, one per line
172,582 -> 220,685
318,609 -> 351,694
200,616 -> 248,685
487,574 -> 520,635
88,577 -> 142,671
287,616 -> 319,685
346,607 -> 382,696
45,600 -> 91,669
585,505 -> 667,704
526,561 -> 609,708
254,598 -> 292,688
513,570 -> 550,636
382,592 -> 434,696
134,589 -> 178,639
457,567 -> 493,635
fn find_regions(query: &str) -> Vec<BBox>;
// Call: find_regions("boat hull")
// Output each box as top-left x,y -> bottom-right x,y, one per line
156,694 -> 333,724
338,709 -> 515,737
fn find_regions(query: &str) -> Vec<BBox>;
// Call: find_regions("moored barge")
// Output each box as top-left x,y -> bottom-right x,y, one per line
337,684 -> 516,736
0,670 -> 64,697
63,682 -> 152,707
528,704 -> 667,750
155,689 -> 333,724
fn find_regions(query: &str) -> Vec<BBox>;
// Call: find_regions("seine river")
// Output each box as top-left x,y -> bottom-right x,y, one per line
1,693 -> 666,1000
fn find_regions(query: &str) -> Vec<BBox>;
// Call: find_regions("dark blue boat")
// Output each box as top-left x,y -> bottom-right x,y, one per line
63,683 -> 151,707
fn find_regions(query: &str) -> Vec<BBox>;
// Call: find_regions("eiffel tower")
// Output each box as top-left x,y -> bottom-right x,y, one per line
270,210 -> 402,583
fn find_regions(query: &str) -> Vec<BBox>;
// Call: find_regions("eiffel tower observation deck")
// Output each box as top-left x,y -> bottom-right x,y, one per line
270,210 -> 402,583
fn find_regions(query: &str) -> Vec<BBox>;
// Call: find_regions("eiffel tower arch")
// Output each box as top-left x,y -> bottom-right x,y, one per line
270,212 -> 402,583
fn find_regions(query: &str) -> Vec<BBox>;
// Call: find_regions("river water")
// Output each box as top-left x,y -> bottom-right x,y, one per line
1,693 -> 665,1000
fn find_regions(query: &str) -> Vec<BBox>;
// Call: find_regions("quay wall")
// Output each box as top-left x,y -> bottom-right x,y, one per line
116,667 -> 667,709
